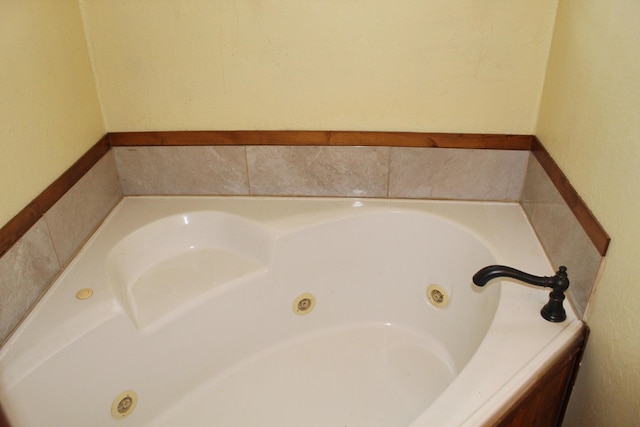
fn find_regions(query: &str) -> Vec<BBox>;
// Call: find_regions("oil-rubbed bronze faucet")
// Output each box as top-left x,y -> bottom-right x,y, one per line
472,265 -> 570,322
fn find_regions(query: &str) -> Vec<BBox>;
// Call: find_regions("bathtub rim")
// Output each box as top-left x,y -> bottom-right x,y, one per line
0,196 -> 580,427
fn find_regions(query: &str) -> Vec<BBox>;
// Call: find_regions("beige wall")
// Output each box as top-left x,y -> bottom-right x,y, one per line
79,0 -> 557,133
536,0 -> 640,425
0,0 -> 105,228
1,0 -> 558,229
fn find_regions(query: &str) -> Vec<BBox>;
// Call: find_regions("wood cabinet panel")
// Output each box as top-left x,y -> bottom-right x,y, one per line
491,325 -> 588,427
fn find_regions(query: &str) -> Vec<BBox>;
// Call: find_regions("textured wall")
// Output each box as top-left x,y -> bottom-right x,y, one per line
0,0 -> 105,228
79,0 -> 557,133
536,0 -> 640,425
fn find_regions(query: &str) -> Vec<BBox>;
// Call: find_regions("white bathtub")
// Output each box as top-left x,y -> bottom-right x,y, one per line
0,197 -> 582,426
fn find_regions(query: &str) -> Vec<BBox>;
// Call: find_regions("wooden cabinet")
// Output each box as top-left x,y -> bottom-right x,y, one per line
490,325 -> 589,427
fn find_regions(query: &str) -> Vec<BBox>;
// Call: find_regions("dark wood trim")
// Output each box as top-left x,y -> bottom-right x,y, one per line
0,132 -> 609,260
0,135 -> 111,258
532,137 -> 610,256
108,131 -> 534,150
0,404 -> 10,427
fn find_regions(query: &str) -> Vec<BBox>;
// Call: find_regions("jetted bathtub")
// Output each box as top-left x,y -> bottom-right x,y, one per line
0,197 -> 583,426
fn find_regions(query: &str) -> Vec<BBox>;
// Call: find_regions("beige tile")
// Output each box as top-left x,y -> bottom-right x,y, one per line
247,146 -> 389,197
0,219 -> 60,343
521,156 -> 603,318
44,151 -> 122,266
114,146 -> 249,195
389,148 -> 528,201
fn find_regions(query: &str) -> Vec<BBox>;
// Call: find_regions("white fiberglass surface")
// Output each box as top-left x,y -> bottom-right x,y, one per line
106,211 -> 273,329
0,197 -> 580,427
152,323 -> 454,427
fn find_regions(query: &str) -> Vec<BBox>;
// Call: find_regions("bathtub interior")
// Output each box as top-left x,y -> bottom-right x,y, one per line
106,211 -> 274,329
0,197 -> 576,427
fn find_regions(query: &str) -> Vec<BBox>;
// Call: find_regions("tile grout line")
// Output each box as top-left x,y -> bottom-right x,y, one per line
244,145 -> 252,196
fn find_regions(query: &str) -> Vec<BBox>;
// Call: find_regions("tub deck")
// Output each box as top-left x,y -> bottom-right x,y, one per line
0,197 -> 582,427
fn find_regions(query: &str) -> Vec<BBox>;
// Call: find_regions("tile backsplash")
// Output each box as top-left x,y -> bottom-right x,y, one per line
114,145 -> 529,201
0,218 -> 60,340
388,148 -> 527,200
115,146 -> 249,195
0,143 -> 602,344
246,146 -> 390,197
521,155 -> 603,318
44,151 -> 122,266
0,151 -> 121,342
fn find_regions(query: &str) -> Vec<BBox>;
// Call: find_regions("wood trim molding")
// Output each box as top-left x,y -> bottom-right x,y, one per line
0,404 -> 10,427
0,131 -> 609,259
0,135 -> 111,258
532,137 -> 610,256
108,131 -> 534,150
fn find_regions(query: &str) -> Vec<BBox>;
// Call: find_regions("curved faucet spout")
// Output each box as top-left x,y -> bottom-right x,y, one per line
473,265 -> 562,288
472,265 -> 570,322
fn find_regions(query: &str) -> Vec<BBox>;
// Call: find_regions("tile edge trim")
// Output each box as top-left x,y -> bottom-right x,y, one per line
108,130 -> 534,149
532,136 -> 610,256
0,135 -> 111,257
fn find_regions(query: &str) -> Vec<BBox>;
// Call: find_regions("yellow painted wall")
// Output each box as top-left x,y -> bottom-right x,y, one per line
0,0 -> 105,228
536,0 -> 640,424
1,0 -> 558,229
79,0 -> 557,133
